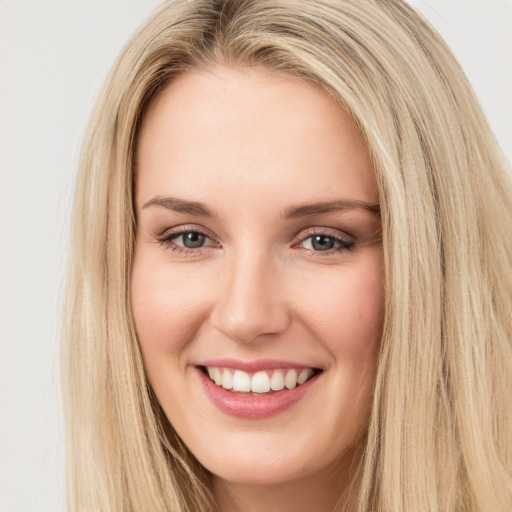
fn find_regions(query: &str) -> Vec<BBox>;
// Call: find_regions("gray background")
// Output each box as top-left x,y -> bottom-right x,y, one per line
1,1 -> 510,510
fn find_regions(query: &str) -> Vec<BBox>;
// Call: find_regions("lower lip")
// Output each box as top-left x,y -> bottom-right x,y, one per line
196,367 -> 321,419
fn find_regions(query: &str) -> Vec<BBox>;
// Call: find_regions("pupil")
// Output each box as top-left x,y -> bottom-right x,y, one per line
183,232 -> 205,248
312,235 -> 334,251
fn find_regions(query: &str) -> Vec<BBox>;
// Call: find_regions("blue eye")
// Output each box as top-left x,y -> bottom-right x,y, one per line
156,228 -> 217,253
300,233 -> 353,252
173,231 -> 208,248
310,235 -> 336,251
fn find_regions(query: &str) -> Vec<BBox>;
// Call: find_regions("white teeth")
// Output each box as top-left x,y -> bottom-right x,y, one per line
232,370 -> 251,392
221,369 -> 233,389
205,366 -> 316,393
212,367 -> 222,386
284,369 -> 298,389
270,370 -> 285,391
251,371 -> 271,393
297,368 -> 310,385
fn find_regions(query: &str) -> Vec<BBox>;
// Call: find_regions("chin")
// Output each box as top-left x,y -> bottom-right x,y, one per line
181,420 -> 364,488
203,452 -> 324,487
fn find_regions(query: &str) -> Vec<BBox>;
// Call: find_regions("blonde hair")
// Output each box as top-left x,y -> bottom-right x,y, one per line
62,0 -> 512,510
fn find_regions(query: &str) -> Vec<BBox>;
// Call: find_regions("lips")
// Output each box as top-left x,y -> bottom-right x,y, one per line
195,359 -> 322,418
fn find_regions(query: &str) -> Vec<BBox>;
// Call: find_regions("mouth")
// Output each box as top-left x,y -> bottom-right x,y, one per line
195,361 -> 323,419
200,366 -> 321,395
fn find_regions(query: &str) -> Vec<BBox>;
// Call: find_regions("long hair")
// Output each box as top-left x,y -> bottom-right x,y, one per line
62,1 -> 512,510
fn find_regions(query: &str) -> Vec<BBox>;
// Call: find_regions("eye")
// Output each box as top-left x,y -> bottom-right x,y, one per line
303,234 -> 338,251
297,230 -> 354,253
173,231 -> 209,248
156,226 -> 219,254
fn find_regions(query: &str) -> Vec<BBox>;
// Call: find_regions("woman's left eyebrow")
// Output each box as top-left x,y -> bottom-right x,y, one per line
282,199 -> 380,218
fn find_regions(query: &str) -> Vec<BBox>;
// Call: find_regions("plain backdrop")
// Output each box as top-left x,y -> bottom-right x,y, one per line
0,1 -> 510,510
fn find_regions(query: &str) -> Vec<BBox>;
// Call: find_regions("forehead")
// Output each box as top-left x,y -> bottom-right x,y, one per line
135,66 -> 378,212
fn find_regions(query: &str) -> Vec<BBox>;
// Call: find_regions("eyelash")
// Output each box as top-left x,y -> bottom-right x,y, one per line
155,226 -> 219,256
155,226 -> 355,257
296,228 -> 355,255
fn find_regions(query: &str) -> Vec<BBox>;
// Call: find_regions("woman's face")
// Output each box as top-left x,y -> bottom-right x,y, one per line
132,67 -> 384,489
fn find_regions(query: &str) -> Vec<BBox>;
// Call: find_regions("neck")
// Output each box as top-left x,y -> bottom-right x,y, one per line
212,444 -> 363,512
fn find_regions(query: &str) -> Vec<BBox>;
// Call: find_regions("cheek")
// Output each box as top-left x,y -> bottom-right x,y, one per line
308,266 -> 383,434
131,253 -> 210,361
292,253 -> 384,430
295,256 -> 385,358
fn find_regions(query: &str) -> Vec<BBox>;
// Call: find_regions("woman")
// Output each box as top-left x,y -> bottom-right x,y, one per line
62,0 -> 512,510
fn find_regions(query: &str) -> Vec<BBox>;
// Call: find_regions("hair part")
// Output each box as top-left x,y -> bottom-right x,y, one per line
62,1 -> 512,510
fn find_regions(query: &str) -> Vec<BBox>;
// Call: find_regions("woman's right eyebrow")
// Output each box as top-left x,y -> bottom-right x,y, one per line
142,196 -> 213,217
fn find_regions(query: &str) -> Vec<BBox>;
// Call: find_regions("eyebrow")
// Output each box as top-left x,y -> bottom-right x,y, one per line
142,196 -> 214,217
142,195 -> 380,218
282,199 -> 380,218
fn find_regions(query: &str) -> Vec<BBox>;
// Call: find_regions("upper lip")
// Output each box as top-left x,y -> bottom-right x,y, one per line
196,358 -> 322,372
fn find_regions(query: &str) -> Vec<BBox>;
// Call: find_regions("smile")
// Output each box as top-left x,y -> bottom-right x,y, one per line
196,361 -> 323,419
204,366 -> 316,394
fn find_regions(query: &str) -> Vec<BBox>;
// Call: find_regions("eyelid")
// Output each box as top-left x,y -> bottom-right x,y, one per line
292,227 -> 356,257
156,223 -> 216,239
155,224 -> 221,251
293,226 -> 355,245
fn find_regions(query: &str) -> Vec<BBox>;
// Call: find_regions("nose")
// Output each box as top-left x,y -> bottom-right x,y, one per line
209,249 -> 290,344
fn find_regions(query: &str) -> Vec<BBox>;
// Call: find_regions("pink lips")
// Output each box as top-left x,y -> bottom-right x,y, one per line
195,359 -> 321,419
198,358 -> 315,372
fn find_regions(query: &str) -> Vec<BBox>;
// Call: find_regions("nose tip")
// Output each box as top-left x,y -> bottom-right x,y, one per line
209,257 -> 290,344
212,297 -> 289,343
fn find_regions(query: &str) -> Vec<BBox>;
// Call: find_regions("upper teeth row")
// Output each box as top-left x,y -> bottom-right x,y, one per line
206,367 -> 314,393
